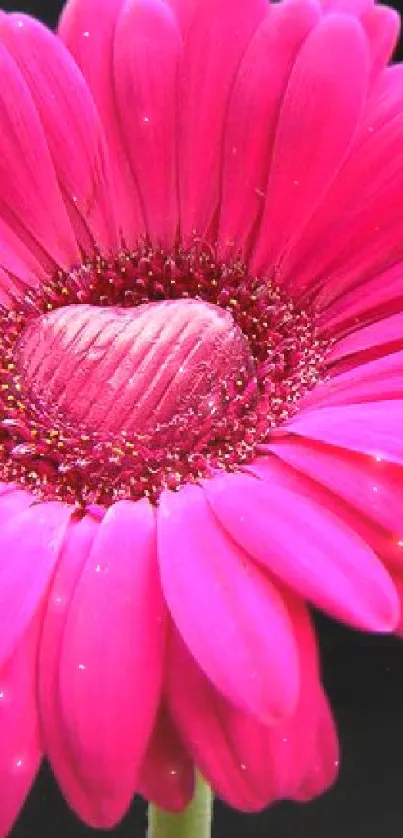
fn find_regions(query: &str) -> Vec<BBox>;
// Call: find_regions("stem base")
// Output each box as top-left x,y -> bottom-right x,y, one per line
147,775 -> 213,838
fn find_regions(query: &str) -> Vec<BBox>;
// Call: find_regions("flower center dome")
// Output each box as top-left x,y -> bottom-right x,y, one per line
16,299 -> 256,436
0,241 -> 328,508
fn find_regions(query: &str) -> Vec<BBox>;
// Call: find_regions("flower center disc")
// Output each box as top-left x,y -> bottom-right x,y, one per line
0,242 -> 328,507
16,299 -> 257,436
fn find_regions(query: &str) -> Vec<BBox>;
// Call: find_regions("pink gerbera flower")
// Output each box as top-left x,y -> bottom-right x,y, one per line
1,0 -> 403,832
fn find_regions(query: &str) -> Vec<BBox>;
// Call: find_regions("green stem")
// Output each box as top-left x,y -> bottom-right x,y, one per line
147,775 -> 213,838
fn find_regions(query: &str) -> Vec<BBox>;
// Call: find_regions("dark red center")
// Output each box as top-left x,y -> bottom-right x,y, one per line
0,240 -> 328,507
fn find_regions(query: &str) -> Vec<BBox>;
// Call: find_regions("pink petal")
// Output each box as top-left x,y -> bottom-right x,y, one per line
371,534 -> 403,574
268,438 -> 403,539
59,0 -> 146,245
393,574 -> 403,637
319,0 -> 399,78
0,502 -> 72,668
0,487 -> 33,530
221,598 -> 324,803
57,500 -> 166,827
294,690 -> 339,801
318,262 -> 403,339
178,0 -> 267,239
302,349 -> 403,409
167,628 -> 277,811
251,13 -> 368,274
0,215 -> 46,308
285,401 -> 403,466
137,703 -> 194,813
0,39 -> 79,270
248,449 -> 403,576
114,0 -> 181,248
158,484 -> 299,723
0,13 -> 119,256
269,449 -> 403,576
360,65 -> 403,136
361,4 -> 400,80
218,0 -> 320,256
256,598 -> 335,800
0,481 -> 17,498
39,512 -> 100,826
326,311 -> 403,364
258,600 -> 337,802
319,0 -> 372,15
166,0 -> 198,35
0,614 -> 43,836
284,110 -> 403,307
204,468 -> 398,631
167,599 -> 335,808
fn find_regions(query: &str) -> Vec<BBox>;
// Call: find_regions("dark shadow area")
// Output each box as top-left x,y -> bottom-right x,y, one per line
1,0 -> 64,27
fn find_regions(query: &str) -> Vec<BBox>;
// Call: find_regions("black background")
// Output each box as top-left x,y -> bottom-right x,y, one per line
3,0 -> 403,835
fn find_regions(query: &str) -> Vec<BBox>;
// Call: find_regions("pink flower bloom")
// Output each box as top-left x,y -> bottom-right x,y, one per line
0,0 -> 402,831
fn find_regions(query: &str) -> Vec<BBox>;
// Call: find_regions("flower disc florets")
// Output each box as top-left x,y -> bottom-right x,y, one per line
0,240 -> 328,507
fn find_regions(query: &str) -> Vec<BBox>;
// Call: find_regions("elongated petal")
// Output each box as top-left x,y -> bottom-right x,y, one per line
165,0 -> 197,35
294,691 -> 339,801
302,349 -> 403,409
268,439 -> 403,536
219,0 -> 320,254
256,597 -> 331,799
360,65 -> 403,136
178,0 -> 267,238
320,0 -> 398,78
168,629 -> 279,811
0,215 -> 46,308
137,704 -> 194,813
326,311 -> 403,363
59,0 -> 146,244
167,599 -> 335,808
249,450 -> 403,575
318,262 -> 403,339
204,468 -> 398,631
39,513 -> 100,826
0,41 -> 79,271
158,484 -> 299,723
284,111 -> 403,306
361,4 -> 400,80
114,0 -> 181,248
251,13 -> 368,273
0,502 -> 72,668
57,500 -> 166,827
0,614 -> 43,836
285,401 -> 403,465
0,13 -> 119,255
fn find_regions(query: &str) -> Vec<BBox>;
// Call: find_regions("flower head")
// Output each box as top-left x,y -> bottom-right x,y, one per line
0,0 -> 402,832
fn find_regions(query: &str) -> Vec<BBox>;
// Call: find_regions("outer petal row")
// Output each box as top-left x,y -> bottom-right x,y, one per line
1,437 -> 401,828
158,482 -> 300,724
0,14 -> 119,256
59,0 -> 146,247
250,13 -> 369,276
203,467 -> 398,632
41,500 -> 166,828
0,0 -> 398,293
0,496 -> 167,831
166,600 -> 338,811
0,470 -> 343,829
